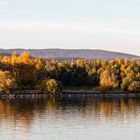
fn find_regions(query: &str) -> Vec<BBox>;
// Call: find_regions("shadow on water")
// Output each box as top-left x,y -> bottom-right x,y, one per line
0,96 -> 140,132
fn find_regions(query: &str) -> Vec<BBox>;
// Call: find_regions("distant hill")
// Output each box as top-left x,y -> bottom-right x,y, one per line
0,49 -> 139,60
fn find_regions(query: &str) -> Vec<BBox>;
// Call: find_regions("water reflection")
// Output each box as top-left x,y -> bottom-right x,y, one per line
0,96 -> 140,140
58,97 -> 140,123
0,98 -> 57,131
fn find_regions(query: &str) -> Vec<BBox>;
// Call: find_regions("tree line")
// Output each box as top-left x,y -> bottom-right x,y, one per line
0,51 -> 140,94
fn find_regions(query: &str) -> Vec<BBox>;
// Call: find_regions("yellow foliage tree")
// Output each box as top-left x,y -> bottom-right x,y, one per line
11,51 -> 17,65
42,79 -> 62,95
100,70 -> 119,90
0,70 -> 15,93
20,51 -> 31,64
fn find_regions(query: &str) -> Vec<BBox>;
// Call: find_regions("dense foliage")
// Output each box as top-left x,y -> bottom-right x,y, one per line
0,52 -> 140,93
0,70 -> 15,93
42,79 -> 62,95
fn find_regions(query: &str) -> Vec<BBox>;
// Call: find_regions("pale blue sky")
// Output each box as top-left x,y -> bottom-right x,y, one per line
0,0 -> 140,55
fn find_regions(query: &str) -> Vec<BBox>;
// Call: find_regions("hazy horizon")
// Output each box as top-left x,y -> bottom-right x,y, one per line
0,0 -> 140,55
0,47 -> 139,56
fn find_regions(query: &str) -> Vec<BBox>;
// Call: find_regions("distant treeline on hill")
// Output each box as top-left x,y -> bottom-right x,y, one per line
0,49 -> 139,60
0,51 -> 140,94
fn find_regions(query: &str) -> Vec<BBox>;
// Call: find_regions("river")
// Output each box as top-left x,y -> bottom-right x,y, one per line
0,96 -> 140,140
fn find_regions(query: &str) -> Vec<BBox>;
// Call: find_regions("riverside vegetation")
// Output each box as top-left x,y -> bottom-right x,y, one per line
0,51 -> 140,95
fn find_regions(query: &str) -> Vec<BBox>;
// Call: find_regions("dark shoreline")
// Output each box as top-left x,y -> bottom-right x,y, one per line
0,89 -> 140,99
61,90 -> 140,97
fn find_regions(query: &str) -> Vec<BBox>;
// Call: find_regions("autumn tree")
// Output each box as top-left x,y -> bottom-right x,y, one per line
42,79 -> 62,95
0,70 -> 15,93
100,69 -> 119,90
128,81 -> 140,92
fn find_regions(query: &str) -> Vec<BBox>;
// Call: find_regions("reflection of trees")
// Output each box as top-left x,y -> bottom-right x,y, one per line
58,97 -> 140,121
0,97 -> 140,132
0,97 -> 58,132
95,98 -> 139,120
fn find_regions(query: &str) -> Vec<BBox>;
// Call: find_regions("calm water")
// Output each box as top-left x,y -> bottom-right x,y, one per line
0,96 -> 140,140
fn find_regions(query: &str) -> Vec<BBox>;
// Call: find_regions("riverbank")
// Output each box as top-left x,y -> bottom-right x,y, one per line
62,89 -> 140,97
0,89 -> 140,99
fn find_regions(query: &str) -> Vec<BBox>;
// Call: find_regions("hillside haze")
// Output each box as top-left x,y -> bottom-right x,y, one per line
0,49 -> 139,60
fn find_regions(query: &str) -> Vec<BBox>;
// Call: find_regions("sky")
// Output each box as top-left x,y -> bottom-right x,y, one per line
0,0 -> 140,55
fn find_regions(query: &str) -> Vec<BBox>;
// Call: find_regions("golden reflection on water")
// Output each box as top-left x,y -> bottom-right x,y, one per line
0,98 -> 57,133
0,97 -> 140,133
